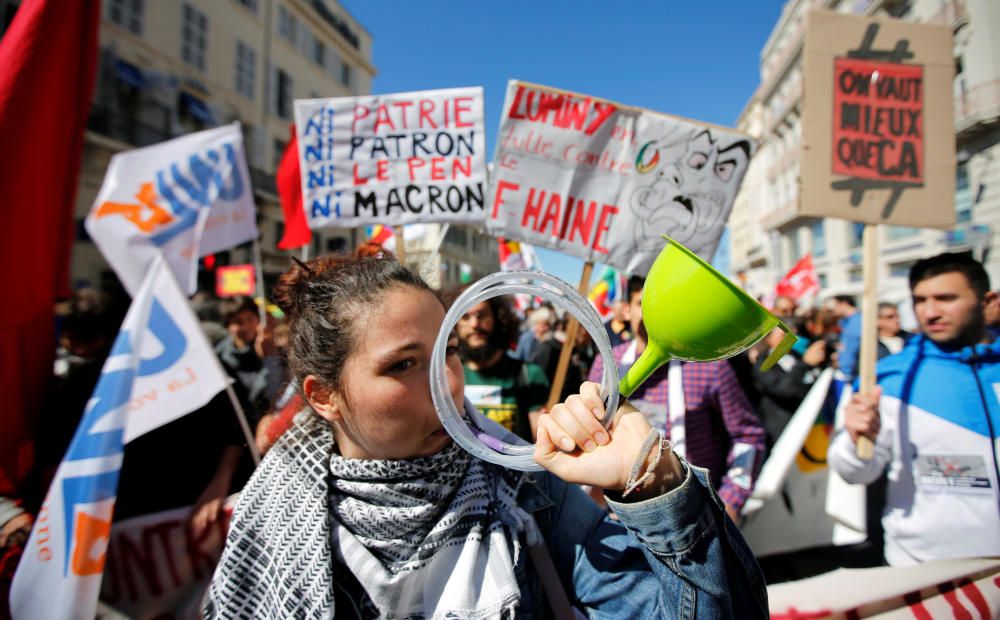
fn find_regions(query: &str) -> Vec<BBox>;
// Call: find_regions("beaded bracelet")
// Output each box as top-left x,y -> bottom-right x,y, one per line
622,429 -> 673,498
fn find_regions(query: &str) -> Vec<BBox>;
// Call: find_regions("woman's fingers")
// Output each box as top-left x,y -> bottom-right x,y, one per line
547,394 -> 609,452
535,422 -> 556,455
579,381 -> 604,406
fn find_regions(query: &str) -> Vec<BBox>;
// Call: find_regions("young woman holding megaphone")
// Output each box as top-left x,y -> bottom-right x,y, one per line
205,239 -> 774,618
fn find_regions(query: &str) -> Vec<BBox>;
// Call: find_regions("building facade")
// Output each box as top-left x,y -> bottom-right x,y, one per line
393,224 -> 499,292
730,0 -> 1000,304
0,0 -> 376,294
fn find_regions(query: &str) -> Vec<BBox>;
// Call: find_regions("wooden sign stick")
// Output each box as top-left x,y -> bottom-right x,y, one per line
252,238 -> 268,324
394,225 -> 406,263
545,261 -> 594,410
856,224 -> 879,460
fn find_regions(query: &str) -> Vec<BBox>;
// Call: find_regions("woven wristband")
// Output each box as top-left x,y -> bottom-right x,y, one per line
622,429 -> 672,498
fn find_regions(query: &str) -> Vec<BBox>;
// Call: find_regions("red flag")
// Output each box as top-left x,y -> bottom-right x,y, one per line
276,126 -> 312,250
775,255 -> 821,301
0,0 -> 99,495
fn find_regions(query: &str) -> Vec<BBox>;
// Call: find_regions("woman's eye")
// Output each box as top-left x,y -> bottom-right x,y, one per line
389,358 -> 416,373
446,344 -> 459,356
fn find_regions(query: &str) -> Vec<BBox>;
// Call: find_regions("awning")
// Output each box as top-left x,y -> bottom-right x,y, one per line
180,92 -> 215,124
115,60 -> 146,89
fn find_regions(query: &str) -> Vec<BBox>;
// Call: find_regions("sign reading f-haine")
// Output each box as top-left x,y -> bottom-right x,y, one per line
487,81 -> 755,275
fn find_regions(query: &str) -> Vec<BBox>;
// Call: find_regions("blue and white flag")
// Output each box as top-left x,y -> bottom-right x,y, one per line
10,256 -> 230,619
85,123 -> 258,296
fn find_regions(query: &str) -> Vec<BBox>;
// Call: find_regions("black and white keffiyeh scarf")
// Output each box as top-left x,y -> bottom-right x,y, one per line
204,403 -> 534,619
329,440 -> 530,618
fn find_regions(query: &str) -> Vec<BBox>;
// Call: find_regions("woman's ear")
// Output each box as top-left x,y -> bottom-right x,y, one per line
303,375 -> 341,423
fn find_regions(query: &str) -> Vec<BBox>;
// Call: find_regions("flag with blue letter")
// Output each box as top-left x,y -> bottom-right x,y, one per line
9,256 -> 231,619
85,123 -> 258,295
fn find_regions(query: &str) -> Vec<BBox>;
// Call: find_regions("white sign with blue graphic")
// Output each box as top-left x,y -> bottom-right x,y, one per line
10,257 -> 230,620
85,123 -> 258,296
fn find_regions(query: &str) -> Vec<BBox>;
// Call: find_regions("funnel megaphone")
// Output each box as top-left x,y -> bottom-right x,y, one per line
431,236 -> 795,471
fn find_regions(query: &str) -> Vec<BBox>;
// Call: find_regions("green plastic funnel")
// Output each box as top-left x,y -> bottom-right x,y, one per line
619,236 -> 796,398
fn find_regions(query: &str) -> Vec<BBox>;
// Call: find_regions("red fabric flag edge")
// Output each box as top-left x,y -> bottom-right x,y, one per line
276,126 -> 312,250
0,0 -> 100,496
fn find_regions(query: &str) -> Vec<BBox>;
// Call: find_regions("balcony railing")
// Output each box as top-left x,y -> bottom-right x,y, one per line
88,106 -> 280,200
250,167 -> 278,197
310,0 -> 361,50
926,0 -> 968,29
87,106 -> 172,148
955,80 -> 1000,135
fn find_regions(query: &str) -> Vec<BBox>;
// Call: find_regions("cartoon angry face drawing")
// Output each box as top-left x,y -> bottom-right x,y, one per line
630,129 -> 751,257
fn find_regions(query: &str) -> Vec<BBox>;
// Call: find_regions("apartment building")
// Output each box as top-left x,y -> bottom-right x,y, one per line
0,0 -> 375,293
730,0 -> 1000,304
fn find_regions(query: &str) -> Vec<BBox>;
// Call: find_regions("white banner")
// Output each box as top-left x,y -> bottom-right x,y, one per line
98,498 -> 235,620
10,257 -> 230,620
85,123 -> 258,295
741,370 -> 867,557
294,87 -> 487,229
768,558 -> 1000,618
486,81 -> 755,275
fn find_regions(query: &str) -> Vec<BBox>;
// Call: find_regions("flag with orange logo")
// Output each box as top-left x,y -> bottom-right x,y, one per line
10,256 -> 230,619
85,123 -> 258,296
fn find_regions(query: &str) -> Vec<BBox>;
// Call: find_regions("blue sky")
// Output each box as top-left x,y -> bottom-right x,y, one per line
341,1 -> 787,285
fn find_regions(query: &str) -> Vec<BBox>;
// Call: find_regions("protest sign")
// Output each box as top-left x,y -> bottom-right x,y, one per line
294,87 -> 487,229
486,81 -> 755,275
85,123 -> 259,296
800,11 -> 955,228
10,257 -> 231,619
799,12 -> 954,460
99,499 -> 235,620
215,264 -> 255,297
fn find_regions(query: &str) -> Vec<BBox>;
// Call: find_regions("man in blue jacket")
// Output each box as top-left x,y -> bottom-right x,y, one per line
828,252 -> 1000,565
833,294 -> 862,382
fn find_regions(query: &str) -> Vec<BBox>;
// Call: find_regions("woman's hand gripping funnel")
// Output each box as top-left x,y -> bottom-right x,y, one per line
618,236 -> 797,399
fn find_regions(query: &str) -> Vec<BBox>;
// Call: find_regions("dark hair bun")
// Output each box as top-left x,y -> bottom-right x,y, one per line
273,242 -> 397,317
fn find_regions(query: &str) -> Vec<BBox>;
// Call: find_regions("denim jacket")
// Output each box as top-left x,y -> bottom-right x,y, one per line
206,410 -> 768,619
525,462 -> 768,619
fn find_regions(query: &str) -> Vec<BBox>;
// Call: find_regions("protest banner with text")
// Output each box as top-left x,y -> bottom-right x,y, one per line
85,123 -> 258,296
294,87 -> 487,229
800,11 -> 955,228
99,499 -> 234,620
486,81 -> 755,275
799,12 -> 955,461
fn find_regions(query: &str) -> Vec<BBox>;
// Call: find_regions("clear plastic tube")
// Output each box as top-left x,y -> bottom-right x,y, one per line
430,270 -> 620,471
